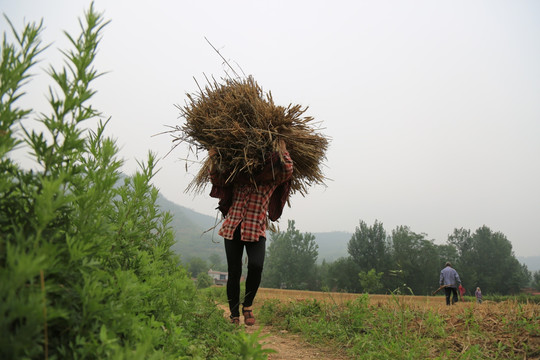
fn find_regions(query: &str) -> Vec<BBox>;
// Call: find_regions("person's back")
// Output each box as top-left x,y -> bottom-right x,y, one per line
209,141 -> 293,325
440,265 -> 460,288
439,262 -> 461,305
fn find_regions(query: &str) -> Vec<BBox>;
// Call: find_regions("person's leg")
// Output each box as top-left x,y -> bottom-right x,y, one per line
224,226 -> 245,318
444,287 -> 451,305
242,236 -> 266,308
451,288 -> 458,304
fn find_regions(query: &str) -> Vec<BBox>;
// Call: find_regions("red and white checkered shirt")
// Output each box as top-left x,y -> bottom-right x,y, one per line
211,152 -> 293,242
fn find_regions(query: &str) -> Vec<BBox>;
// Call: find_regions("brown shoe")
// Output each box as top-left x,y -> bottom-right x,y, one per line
242,307 -> 255,326
230,316 -> 240,325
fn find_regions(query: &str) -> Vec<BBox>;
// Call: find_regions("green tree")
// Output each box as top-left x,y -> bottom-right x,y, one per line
447,228 -> 473,258
262,220 -> 319,290
208,252 -> 226,271
348,220 -> 390,275
188,256 -> 208,278
324,257 -> 361,293
196,272 -> 214,289
532,271 -> 540,291
447,225 -> 528,294
317,259 -> 330,290
358,269 -> 383,294
447,228 -> 478,286
436,243 -> 459,268
390,226 -> 442,295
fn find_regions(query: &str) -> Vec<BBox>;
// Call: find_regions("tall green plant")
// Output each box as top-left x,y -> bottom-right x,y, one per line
1,4 -> 267,359
1,12 -> 50,359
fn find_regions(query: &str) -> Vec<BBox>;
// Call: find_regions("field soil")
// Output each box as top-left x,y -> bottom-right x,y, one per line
219,287 -> 449,359
255,287 -> 448,306
219,288 -> 450,359
219,288 -> 540,359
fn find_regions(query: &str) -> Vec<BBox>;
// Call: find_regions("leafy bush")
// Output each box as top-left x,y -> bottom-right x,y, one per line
197,272 -> 214,289
200,285 -> 228,304
0,4 -> 268,359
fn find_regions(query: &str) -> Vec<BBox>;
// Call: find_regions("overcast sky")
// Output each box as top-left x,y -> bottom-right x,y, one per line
3,0 -> 539,257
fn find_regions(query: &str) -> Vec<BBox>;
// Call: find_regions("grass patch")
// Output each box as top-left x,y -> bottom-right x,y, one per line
258,294 -> 540,359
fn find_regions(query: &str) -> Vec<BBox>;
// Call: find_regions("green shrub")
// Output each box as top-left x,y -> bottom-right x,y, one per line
200,286 -> 228,305
197,272 -> 214,289
0,4 -> 268,359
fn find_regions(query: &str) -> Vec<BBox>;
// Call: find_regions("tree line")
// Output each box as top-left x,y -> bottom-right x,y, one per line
256,220 -> 535,296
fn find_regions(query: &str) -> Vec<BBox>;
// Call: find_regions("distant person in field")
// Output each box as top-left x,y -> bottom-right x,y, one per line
439,261 -> 462,305
475,287 -> 483,304
208,140 -> 293,325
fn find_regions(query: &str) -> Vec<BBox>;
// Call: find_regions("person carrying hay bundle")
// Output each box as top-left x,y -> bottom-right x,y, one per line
209,139 -> 293,325
169,75 -> 329,326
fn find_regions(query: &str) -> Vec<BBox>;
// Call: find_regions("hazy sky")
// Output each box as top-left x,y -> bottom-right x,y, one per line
3,0 -> 539,257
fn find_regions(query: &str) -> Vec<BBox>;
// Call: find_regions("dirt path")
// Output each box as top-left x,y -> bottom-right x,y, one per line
244,322 -> 347,360
217,304 -> 347,360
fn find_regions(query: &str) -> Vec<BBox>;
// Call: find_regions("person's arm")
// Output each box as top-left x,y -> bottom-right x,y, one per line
253,140 -> 294,185
207,148 -> 233,210
455,271 -> 462,285
439,270 -> 444,286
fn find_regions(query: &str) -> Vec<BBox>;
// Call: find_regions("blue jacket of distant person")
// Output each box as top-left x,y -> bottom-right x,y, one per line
439,265 -> 461,289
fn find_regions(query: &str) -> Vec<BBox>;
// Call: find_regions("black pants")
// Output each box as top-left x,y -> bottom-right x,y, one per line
224,225 -> 266,317
444,287 -> 458,305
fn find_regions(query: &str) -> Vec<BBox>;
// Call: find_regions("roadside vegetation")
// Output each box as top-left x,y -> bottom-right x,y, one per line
0,5 -> 270,359
257,292 -> 540,359
203,285 -> 540,359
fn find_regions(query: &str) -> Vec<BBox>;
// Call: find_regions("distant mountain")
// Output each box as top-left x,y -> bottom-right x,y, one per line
311,231 -> 352,263
156,193 -> 351,264
156,194 -> 225,263
517,256 -> 540,272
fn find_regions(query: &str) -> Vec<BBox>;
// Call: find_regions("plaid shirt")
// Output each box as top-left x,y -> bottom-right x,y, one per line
210,152 -> 293,242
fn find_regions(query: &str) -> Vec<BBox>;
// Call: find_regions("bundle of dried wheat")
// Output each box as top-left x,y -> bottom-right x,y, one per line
168,75 -> 329,196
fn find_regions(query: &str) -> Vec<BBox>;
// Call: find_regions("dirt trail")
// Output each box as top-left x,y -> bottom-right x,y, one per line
217,304 -> 347,360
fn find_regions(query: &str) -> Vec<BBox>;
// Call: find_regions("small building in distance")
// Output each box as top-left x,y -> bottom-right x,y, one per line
208,269 -> 228,286
521,287 -> 540,296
